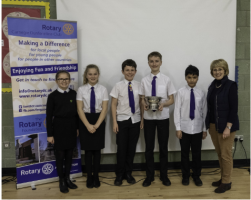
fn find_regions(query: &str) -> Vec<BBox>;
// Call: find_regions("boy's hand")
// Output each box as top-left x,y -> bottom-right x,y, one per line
176,131 -> 182,139
47,136 -> 54,144
223,128 -> 230,139
77,129 -> 79,137
144,101 -> 149,111
113,122 -> 119,134
94,123 -> 100,130
158,103 -> 164,111
140,120 -> 144,129
202,131 -> 207,140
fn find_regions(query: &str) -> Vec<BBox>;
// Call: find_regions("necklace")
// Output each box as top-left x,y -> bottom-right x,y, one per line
215,84 -> 222,88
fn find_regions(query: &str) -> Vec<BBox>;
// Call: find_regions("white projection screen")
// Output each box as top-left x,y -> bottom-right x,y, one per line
57,0 -> 236,153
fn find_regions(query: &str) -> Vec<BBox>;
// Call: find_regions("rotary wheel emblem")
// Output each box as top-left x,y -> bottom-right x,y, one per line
63,24 -> 74,35
42,163 -> 54,175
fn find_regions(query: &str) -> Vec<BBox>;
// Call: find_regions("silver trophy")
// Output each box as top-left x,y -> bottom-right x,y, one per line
145,96 -> 162,111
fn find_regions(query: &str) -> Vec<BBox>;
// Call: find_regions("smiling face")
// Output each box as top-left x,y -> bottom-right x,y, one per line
212,66 -> 225,80
56,73 -> 71,90
86,68 -> 99,86
122,65 -> 137,81
185,74 -> 198,88
148,56 -> 162,75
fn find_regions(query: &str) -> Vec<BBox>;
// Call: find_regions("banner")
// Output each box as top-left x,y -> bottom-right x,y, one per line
7,17 -> 82,189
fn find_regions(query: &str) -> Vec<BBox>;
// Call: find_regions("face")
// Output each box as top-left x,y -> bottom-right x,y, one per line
148,56 -> 162,74
122,66 -> 137,81
56,73 -> 71,90
185,74 -> 198,88
86,68 -> 99,85
212,67 -> 225,80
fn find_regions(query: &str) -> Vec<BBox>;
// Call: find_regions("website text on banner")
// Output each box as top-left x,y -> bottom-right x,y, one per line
7,17 -> 81,189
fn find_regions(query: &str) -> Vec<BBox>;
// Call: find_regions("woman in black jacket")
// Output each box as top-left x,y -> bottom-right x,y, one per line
205,59 -> 239,193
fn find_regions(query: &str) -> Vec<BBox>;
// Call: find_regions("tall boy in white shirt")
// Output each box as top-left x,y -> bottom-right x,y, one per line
110,59 -> 143,186
174,65 -> 207,186
139,52 -> 176,187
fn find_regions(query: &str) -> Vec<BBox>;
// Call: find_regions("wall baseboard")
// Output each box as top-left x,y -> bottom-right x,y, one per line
2,159 -> 249,176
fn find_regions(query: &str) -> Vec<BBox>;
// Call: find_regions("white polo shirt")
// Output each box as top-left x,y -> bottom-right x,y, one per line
110,79 -> 141,124
174,85 -> 207,134
139,72 -> 176,120
57,88 -> 70,93
76,83 -> 109,113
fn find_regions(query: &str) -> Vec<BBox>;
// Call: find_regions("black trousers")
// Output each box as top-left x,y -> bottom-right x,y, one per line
179,132 -> 202,178
116,118 -> 140,176
144,119 -> 169,179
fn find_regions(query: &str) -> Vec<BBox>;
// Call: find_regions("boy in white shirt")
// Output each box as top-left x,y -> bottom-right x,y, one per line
174,65 -> 207,186
110,59 -> 143,186
139,52 -> 176,187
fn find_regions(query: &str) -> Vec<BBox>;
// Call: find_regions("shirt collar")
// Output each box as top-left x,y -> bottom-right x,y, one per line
57,87 -> 70,93
124,79 -> 134,85
150,72 -> 161,79
87,83 -> 98,90
186,85 -> 197,91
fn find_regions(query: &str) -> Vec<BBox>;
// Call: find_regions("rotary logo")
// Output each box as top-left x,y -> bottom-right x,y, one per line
42,163 -> 54,175
63,24 -> 74,35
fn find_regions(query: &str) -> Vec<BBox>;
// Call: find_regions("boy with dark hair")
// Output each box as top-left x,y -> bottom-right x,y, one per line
110,59 -> 143,186
174,65 -> 207,186
139,51 -> 176,187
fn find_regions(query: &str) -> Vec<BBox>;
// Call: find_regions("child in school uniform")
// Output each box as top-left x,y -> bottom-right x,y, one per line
110,59 -> 143,186
139,51 -> 176,187
46,70 -> 78,193
174,65 -> 207,186
76,64 -> 109,189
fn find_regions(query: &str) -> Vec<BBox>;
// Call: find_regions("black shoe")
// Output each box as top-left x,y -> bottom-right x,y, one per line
93,176 -> 100,188
142,177 -> 153,187
212,179 -> 222,187
86,175 -> 94,188
65,177 -> 78,189
193,177 -> 203,186
182,178 -> 190,186
160,176 -> 171,186
214,183 -> 231,193
124,172 -> 136,184
114,175 -> 123,186
59,179 -> 69,193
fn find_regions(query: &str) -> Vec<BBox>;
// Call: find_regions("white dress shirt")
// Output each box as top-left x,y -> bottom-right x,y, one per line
57,88 -> 70,93
174,85 -> 207,134
110,79 -> 141,123
139,72 -> 176,120
76,83 -> 109,113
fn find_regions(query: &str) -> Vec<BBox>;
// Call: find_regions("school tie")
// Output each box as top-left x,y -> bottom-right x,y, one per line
151,76 -> 157,96
190,88 -> 195,120
90,87 -> 96,113
64,91 -> 67,94
128,82 -> 135,114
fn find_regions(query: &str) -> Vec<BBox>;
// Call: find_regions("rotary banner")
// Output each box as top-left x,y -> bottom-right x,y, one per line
7,17 -> 82,189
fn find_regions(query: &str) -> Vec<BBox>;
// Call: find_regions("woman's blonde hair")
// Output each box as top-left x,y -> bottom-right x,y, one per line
210,59 -> 229,77
83,64 -> 100,84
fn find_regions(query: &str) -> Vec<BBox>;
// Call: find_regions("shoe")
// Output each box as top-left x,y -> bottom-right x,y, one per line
160,176 -> 171,186
212,179 -> 222,187
65,177 -> 78,189
93,176 -> 100,188
142,177 -> 154,187
124,172 -> 136,184
114,175 -> 123,186
59,178 -> 69,193
214,183 -> 232,193
182,178 -> 190,186
193,177 -> 203,186
86,175 -> 94,188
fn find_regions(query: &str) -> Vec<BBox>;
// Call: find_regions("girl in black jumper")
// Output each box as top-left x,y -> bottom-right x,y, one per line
46,70 -> 79,193
77,64 -> 109,188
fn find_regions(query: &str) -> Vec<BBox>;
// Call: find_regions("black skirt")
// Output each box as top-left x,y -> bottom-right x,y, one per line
79,113 -> 106,150
53,117 -> 77,150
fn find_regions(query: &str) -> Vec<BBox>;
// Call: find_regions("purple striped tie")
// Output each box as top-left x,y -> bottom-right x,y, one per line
90,87 -> 96,113
190,89 -> 195,120
128,82 -> 135,114
152,76 -> 157,96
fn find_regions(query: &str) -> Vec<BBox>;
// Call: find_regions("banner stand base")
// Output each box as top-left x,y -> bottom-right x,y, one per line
17,172 -> 82,189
